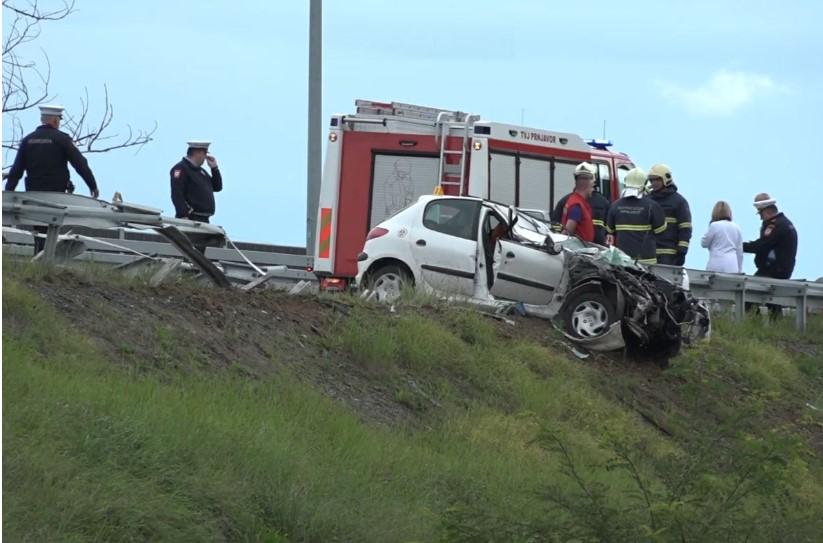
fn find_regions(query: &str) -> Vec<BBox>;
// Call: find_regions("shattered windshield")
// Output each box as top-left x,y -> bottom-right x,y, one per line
561,237 -> 642,268
512,209 -> 554,245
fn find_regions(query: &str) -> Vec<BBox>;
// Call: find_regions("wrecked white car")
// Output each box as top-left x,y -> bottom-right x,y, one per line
356,195 -> 710,354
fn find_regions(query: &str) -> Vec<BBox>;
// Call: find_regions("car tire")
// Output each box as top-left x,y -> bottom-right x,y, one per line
561,284 -> 617,339
364,264 -> 412,303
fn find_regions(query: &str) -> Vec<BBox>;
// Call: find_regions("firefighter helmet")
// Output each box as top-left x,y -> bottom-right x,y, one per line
648,163 -> 674,186
624,168 -> 647,189
574,162 -> 596,178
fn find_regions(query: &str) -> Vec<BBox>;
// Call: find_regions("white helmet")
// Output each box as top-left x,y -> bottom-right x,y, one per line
648,163 -> 674,186
622,167 -> 647,197
574,162 -> 596,179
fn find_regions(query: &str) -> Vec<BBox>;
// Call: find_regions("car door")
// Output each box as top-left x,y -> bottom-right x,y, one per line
488,211 -> 564,305
410,198 -> 480,297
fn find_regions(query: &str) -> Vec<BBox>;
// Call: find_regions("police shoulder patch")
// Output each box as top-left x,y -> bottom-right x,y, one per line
764,225 -> 774,236
173,169 -> 182,179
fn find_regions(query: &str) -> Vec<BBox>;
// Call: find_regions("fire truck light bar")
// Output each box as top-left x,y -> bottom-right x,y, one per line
586,139 -> 613,150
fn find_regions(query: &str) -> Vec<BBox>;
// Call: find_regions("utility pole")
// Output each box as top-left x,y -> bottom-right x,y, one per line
306,0 -> 322,256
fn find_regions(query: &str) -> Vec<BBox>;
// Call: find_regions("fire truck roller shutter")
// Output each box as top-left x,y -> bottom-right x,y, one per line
370,154 -> 440,228
518,157 -> 551,211
489,153 -> 516,205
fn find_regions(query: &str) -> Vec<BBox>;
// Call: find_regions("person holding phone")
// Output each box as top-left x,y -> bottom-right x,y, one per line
170,140 -> 223,222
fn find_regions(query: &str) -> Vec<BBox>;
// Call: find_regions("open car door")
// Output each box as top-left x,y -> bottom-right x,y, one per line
482,206 -> 564,305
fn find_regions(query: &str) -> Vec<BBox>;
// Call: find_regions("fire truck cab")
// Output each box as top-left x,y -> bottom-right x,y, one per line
313,99 -> 635,290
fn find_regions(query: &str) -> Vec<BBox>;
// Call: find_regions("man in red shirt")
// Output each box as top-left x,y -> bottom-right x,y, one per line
560,163 -> 596,242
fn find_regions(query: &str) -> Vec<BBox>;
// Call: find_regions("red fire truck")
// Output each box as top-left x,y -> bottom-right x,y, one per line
313,100 -> 635,290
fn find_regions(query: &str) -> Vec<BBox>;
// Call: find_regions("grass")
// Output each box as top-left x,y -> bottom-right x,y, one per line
4,262 -> 823,542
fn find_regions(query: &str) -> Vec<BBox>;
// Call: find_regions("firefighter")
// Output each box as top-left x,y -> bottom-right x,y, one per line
647,163 -> 691,266
605,168 -> 666,264
4,104 -> 99,254
170,141 -> 223,223
560,163 -> 595,242
743,193 -> 797,280
551,162 -> 610,244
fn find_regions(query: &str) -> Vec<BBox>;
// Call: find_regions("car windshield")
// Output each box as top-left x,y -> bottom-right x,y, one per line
512,209 -> 554,244
519,209 -> 548,222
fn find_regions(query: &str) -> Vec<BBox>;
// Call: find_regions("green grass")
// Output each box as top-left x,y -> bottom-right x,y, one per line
4,264 -> 823,542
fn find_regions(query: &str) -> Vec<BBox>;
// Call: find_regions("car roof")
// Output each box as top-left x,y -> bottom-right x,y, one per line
416,194 -> 483,204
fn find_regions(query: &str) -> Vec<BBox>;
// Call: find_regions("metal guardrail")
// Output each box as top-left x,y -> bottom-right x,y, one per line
2,191 -> 316,288
2,229 -> 316,284
649,264 -> 823,332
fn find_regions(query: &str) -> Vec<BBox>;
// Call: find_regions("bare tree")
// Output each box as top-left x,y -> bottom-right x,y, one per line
2,0 -> 155,169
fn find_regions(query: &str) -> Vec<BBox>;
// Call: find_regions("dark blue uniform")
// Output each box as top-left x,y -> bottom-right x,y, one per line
743,212 -> 797,279
170,158 -> 222,222
606,196 -> 666,264
5,125 -> 97,193
649,184 -> 692,266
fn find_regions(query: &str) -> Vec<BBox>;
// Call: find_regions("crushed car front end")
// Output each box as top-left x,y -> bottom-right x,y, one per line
553,249 -> 711,355
507,210 -> 710,356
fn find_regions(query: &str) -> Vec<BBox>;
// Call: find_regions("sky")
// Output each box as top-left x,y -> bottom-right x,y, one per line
2,0 -> 822,279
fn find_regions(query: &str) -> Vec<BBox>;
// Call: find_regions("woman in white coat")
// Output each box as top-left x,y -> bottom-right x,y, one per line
701,201 -> 744,273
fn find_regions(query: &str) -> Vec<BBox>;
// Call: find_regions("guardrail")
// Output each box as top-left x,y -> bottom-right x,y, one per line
649,264 -> 823,333
2,228 -> 316,285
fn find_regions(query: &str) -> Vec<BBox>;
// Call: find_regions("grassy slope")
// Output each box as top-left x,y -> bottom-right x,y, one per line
3,263 -> 823,542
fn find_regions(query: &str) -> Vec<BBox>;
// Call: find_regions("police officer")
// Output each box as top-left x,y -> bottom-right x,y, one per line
5,104 -> 99,197
743,193 -> 797,280
5,104 -> 99,254
550,162 -> 610,244
170,141 -> 223,222
605,167 -> 666,264
647,163 -> 691,266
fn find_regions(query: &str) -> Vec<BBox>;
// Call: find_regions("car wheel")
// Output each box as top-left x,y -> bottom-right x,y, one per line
365,265 -> 411,303
562,285 -> 616,339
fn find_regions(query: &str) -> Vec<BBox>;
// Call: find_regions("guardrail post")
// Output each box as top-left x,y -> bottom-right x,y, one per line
41,224 -> 60,263
733,283 -> 746,322
796,287 -> 807,333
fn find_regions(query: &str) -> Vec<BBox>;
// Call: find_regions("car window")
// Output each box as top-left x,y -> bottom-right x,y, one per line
520,209 -> 548,222
595,162 -> 612,201
423,199 -> 481,241
511,209 -> 554,245
617,165 -> 631,194
483,211 -> 510,240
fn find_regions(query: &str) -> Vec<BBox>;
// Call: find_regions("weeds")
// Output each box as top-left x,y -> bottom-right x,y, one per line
5,265 -> 823,542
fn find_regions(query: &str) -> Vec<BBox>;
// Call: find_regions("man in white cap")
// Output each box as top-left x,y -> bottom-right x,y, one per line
5,104 -> 99,255
743,192 -> 797,280
550,162 -> 611,244
169,141 -> 223,222
4,104 -> 99,198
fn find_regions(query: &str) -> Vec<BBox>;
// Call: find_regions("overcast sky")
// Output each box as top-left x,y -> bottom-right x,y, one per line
3,0 -> 821,278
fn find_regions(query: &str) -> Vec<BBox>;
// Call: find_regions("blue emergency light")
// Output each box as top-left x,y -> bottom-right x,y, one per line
586,138 -> 613,150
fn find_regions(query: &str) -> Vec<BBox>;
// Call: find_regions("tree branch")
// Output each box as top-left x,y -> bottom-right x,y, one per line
2,1 -> 155,162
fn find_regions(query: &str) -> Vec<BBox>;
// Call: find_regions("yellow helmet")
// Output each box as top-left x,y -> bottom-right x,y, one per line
648,163 -> 674,186
624,167 -> 647,189
574,161 -> 596,178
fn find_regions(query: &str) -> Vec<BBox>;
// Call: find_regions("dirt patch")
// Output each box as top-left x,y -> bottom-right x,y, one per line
22,271 -> 413,426
12,269 -> 823,456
